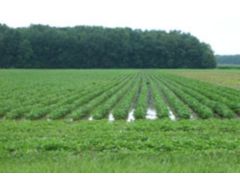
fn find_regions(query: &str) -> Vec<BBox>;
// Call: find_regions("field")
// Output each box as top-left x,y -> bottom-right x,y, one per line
0,69 -> 240,172
168,69 -> 240,90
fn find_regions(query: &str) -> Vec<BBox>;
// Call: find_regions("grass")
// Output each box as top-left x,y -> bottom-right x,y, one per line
217,64 -> 240,69
166,69 -> 240,90
1,119 -> 240,172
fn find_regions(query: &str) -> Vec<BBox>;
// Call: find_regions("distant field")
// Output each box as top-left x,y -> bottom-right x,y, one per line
167,69 -> 240,90
0,69 -> 240,172
217,64 -> 240,68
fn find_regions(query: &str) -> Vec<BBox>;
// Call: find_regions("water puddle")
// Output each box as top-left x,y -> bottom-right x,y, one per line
64,118 -> 73,123
190,114 -> 197,120
190,114 -> 194,119
108,112 -> 115,122
146,108 -> 157,120
168,107 -> 176,121
127,109 -> 135,122
88,116 -> 93,121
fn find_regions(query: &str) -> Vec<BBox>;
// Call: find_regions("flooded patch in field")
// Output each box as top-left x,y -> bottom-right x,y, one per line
190,113 -> 198,120
88,116 -> 93,121
127,109 -> 135,122
108,113 -> 115,122
190,114 -> 194,119
146,108 -> 157,120
67,118 -> 73,122
168,107 -> 176,121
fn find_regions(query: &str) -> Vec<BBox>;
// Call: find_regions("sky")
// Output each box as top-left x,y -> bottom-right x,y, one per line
0,0 -> 239,55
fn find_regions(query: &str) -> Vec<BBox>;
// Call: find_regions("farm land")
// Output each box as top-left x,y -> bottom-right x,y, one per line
0,69 -> 240,172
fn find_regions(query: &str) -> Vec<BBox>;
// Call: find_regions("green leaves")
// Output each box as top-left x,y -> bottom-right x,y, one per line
0,25 -> 216,68
149,79 -> 168,118
156,79 -> 191,119
134,76 -> 148,119
113,77 -> 140,120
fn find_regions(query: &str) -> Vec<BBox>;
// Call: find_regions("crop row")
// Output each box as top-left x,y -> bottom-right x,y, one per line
153,72 -> 237,119
68,75 -> 135,120
164,74 -> 240,114
0,70 -> 239,121
1,74 -> 132,119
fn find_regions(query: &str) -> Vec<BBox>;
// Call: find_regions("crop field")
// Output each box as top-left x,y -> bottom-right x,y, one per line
0,69 -> 239,121
0,70 -> 240,121
0,69 -> 240,172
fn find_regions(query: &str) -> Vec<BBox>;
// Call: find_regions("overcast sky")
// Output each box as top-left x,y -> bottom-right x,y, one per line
0,0 -> 239,54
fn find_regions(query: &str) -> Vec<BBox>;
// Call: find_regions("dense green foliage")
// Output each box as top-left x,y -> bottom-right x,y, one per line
216,55 -> 240,65
0,24 -> 216,68
1,120 -> 240,172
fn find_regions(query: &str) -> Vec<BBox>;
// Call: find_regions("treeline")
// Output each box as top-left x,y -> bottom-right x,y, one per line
216,55 -> 240,65
0,24 -> 216,68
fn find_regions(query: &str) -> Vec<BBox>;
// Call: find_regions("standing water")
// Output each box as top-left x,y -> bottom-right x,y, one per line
108,112 -> 115,122
168,107 -> 176,121
88,116 -> 93,121
127,109 -> 135,122
146,108 -> 157,120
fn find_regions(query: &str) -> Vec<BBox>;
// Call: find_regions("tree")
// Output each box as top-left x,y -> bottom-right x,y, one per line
0,23 -> 216,68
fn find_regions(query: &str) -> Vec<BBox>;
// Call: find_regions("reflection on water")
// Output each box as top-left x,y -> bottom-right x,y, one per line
108,112 -> 115,122
146,108 -> 157,120
168,107 -> 176,121
88,116 -> 93,121
127,109 -> 135,122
